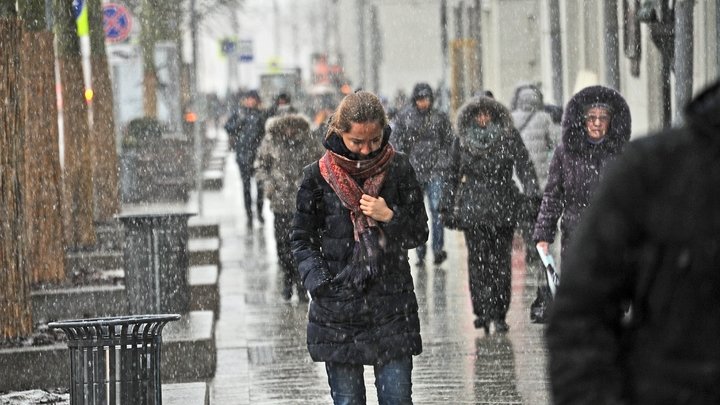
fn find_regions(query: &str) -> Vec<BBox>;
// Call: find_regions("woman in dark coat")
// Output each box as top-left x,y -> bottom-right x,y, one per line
440,96 -> 540,333
533,85 -> 631,263
290,91 -> 428,404
547,80 -> 720,404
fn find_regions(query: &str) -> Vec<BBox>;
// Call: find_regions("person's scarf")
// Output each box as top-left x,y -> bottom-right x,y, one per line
464,122 -> 504,155
319,143 -> 396,291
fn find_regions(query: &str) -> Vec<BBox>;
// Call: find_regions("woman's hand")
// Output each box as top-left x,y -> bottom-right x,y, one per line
360,194 -> 394,223
536,241 -> 550,256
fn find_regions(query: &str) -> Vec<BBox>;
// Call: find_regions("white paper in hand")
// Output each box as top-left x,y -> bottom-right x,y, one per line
536,246 -> 560,297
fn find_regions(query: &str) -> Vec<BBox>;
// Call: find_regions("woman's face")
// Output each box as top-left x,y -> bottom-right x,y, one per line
341,121 -> 383,158
475,111 -> 492,128
585,106 -> 611,140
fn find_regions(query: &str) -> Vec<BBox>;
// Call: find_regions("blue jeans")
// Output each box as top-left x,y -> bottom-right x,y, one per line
325,357 -> 413,405
416,177 -> 444,260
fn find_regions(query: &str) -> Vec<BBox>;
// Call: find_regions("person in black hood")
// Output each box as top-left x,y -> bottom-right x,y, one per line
391,82 -> 454,266
547,79 -> 720,405
291,91 -> 427,404
440,96 -> 540,334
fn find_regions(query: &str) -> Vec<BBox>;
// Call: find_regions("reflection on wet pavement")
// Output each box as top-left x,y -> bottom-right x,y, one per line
204,156 -> 551,404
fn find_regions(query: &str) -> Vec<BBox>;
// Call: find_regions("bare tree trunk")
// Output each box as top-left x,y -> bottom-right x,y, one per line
88,0 -> 119,223
0,8 -> 32,338
19,0 -> 66,285
21,31 -> 66,283
55,0 -> 96,249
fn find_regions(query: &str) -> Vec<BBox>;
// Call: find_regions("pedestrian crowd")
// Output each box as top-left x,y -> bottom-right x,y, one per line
222,77 -> 720,404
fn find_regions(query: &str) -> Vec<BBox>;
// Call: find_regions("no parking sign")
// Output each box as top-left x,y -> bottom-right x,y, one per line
103,3 -> 133,43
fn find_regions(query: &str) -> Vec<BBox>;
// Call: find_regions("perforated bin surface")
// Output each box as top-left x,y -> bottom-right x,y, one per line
49,314 -> 180,405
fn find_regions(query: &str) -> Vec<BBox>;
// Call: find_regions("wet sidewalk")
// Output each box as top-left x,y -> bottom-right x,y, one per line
192,134 -> 552,404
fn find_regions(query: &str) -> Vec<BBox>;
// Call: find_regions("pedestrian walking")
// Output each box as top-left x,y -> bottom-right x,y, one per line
509,84 -> 560,322
440,95 -> 540,334
532,85 -> 631,322
267,92 -> 298,118
391,83 -> 454,266
547,80 -> 720,405
290,91 -> 428,404
224,90 -> 267,227
255,114 -> 323,302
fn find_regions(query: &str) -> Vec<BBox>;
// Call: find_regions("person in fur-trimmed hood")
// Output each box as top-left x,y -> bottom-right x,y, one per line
533,85 -> 632,264
547,79 -> 720,405
531,86 -> 630,324
440,95 -> 540,334
255,114 -> 323,301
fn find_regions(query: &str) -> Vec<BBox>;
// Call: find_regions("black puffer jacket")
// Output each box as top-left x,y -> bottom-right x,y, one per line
224,106 -> 267,171
290,129 -> 428,365
390,83 -> 454,183
533,86 -> 631,251
547,80 -> 720,405
440,96 -> 539,228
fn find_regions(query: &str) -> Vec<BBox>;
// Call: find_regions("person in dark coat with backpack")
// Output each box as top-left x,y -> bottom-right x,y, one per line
532,85 -> 631,323
290,91 -> 428,404
224,90 -> 267,227
440,95 -> 540,334
547,80 -> 720,405
391,83 -> 454,266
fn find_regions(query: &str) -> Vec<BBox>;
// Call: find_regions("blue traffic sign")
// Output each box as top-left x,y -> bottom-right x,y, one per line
103,3 -> 133,43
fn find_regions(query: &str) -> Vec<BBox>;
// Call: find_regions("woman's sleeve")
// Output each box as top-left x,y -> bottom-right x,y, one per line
290,166 -> 332,295
439,137 -> 461,213
379,156 -> 429,250
533,145 -> 565,243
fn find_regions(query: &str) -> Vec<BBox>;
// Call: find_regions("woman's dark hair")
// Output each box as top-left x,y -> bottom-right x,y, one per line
326,91 -> 387,138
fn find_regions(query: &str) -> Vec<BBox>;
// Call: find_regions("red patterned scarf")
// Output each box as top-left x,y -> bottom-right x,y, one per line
319,143 -> 396,290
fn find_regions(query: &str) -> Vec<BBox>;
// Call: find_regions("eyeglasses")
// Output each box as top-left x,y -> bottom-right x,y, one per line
585,114 -> 611,124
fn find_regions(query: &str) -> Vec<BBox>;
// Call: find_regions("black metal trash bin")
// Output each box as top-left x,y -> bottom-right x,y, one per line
118,211 -> 195,314
49,314 -> 180,405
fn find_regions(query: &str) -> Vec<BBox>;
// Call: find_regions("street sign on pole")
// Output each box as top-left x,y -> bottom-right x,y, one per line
238,39 -> 253,62
103,3 -> 133,43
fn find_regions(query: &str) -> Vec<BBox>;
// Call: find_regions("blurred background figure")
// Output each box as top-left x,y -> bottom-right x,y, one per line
440,95 -> 539,334
533,85 -> 631,322
547,79 -> 720,405
255,114 -> 322,302
391,83 -> 454,266
267,92 -> 297,118
224,90 -> 267,228
509,83 -> 559,323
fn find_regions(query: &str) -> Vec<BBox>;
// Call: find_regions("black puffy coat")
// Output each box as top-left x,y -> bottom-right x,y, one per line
391,84 -> 454,184
290,134 -> 428,365
533,86 -> 631,251
547,80 -> 720,404
440,96 -> 539,228
224,106 -> 267,171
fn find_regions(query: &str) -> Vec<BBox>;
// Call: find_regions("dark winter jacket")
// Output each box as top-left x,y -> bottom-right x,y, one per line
547,80 -> 720,405
224,106 -> 267,171
440,96 -> 540,229
390,83 -> 454,184
290,128 -> 428,365
255,115 -> 323,214
533,86 -> 631,251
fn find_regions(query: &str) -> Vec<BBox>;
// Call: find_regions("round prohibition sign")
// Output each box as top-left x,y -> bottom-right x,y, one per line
103,3 -> 132,43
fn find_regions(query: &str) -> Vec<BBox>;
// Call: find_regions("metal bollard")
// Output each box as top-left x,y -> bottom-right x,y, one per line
49,314 -> 180,405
